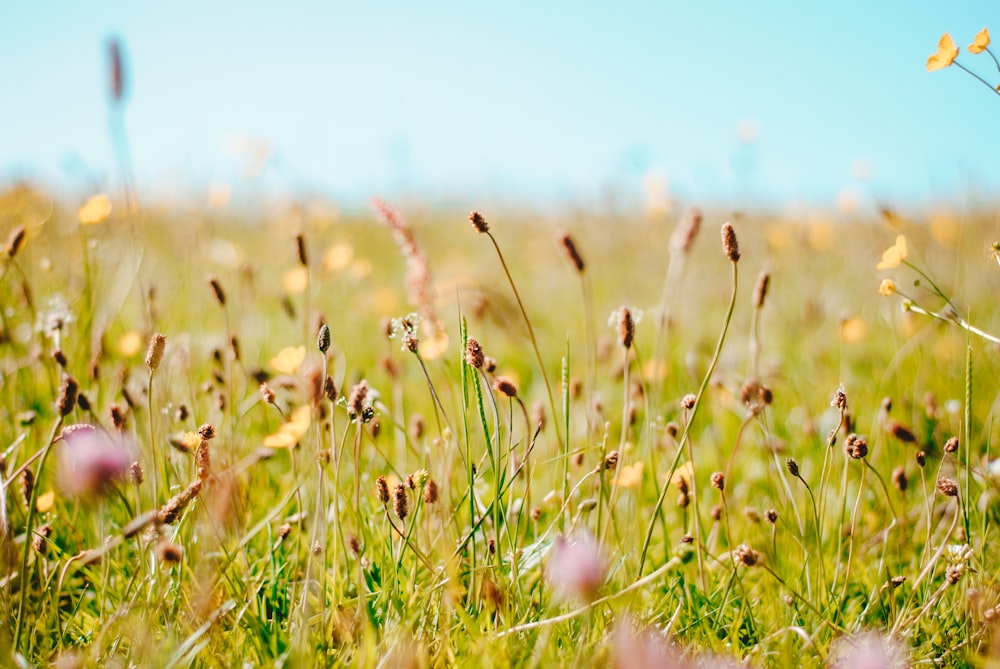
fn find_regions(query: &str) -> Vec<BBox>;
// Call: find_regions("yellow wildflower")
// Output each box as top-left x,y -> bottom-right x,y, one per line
879,279 -> 897,297
877,235 -> 908,270
36,490 -> 55,513
78,194 -> 112,225
615,461 -> 644,488
969,27 -> 990,54
263,405 -> 312,448
926,33 -> 959,71
269,345 -> 306,374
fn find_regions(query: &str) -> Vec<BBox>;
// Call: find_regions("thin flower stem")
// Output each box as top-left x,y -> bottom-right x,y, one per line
954,60 -> 1000,96
638,260 -> 739,577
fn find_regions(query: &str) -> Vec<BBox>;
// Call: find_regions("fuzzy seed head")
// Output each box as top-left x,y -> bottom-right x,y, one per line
888,421 -> 917,444
785,457 -> 800,477
617,307 -> 634,349
145,333 -> 166,371
733,544 -> 760,567
128,461 -> 144,485
937,477 -> 959,497
765,509 -> 778,524
710,471 -> 725,491
752,270 -> 771,309
832,387 -> 848,411
423,479 -> 439,504
680,394 -> 696,411
604,450 -> 620,471
892,466 -> 908,492
465,338 -> 485,369
669,206 -> 703,256
157,480 -> 202,525
20,468 -> 35,508
208,276 -> 226,306
317,323 -> 331,354
393,482 -> 409,521
32,523 -> 52,555
557,230 -> 585,272
56,375 -> 79,417
469,211 -> 489,233
198,423 -> 215,440
157,539 -> 184,564
720,222 -> 740,262
195,440 -> 211,481
915,451 -> 927,468
494,376 -> 518,399
845,433 -> 869,459
5,225 -> 26,259
376,475 -> 389,504
295,233 -> 308,267
348,380 -> 369,420
943,436 -> 959,454
260,383 -> 276,405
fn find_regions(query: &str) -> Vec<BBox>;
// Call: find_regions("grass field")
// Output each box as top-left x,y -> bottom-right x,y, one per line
1,184 -> 999,667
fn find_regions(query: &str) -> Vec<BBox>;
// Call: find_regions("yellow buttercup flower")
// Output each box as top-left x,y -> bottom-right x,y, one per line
263,405 -> 312,448
879,279 -> 897,297
877,235 -> 908,270
269,345 -> 306,374
615,461 -> 644,488
969,27 -> 990,54
36,490 -> 55,513
927,33 -> 959,71
78,193 -> 112,225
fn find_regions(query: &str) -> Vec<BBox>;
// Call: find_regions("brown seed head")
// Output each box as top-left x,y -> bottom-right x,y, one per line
393,482 -> 409,521
423,479 -> 439,504
483,356 -> 497,374
195,440 -> 211,481
295,233 -> 309,267
946,564 -> 964,585
752,270 -> 771,309
375,476 -> 389,504
20,468 -> 35,508
348,380 -> 369,420
681,393 -> 696,411
670,206 -> 703,256
324,375 -> 337,402
317,323 -> 331,354
710,504 -> 724,520
109,404 -> 126,429
128,461 -> 144,485
888,421 -> 917,444
557,230 -> 585,272
617,307 -> 634,349
720,222 -> 740,262
845,433 -> 868,459
710,471 -> 725,491
157,480 -> 203,525
832,388 -> 848,411
465,338 -> 485,369
56,375 -> 79,416
5,225 -> 26,259
260,383 -> 276,405
277,523 -> 292,540
349,534 -> 362,555
785,457 -> 800,477
469,211 -> 489,233
208,277 -> 227,308
733,544 -> 760,567
107,37 -> 125,102
76,392 -> 90,412
157,540 -> 184,564
765,508 -> 778,524
603,450 -> 619,471
494,376 -> 518,399
52,349 -> 67,368
943,436 -> 959,454
32,523 -> 53,555
198,423 -> 215,440
915,451 -> 927,468
145,333 -> 166,371
891,466 -> 908,492
937,477 -> 959,498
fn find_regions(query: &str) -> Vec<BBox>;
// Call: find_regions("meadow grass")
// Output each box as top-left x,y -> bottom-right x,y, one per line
1,185 -> 999,667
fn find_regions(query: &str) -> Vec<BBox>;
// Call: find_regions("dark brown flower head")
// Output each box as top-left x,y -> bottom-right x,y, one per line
110,404 -> 127,429
145,333 -> 166,372
603,450 -> 620,471
198,423 -> 216,440
465,338 -> 485,369
393,482 -> 409,521
670,206 -> 703,256
733,544 -> 760,567
937,477 -> 959,497
349,534 -> 362,555
295,233 -> 309,267
915,451 -> 927,468
208,276 -> 226,307
943,436 -> 959,454
128,461 -> 144,485
765,509 -> 778,524
785,457 -> 800,477
888,421 -> 917,444
946,564 -> 964,585
494,376 -> 518,399
710,504 -> 723,520
107,37 -> 126,102
157,539 -> 184,564
720,222 -> 740,262
52,349 -> 68,368
845,433 -> 868,459
5,225 -> 26,259
469,211 -> 489,233
56,375 -> 79,417
260,383 -> 276,405
832,387 -> 848,411
891,466 -> 908,492
710,471 -> 725,491
157,479 -> 203,525
616,307 -> 634,349
348,380 -> 369,420
195,441 -> 211,481
317,323 -> 331,354
557,230 -> 585,272
483,356 -> 497,374
324,375 -> 337,402
680,393 -> 696,411
752,270 -> 771,309
376,475 -> 390,504
32,523 -> 53,555
278,523 -> 292,540
19,468 -> 34,508
423,479 -> 439,504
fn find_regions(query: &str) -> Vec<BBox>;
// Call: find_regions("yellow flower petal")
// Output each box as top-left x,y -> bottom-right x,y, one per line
615,461 -> 644,488
263,405 -> 312,448
79,194 -> 112,225
283,266 -> 309,294
36,490 -> 55,513
969,27 -> 990,54
667,460 -> 694,490
879,279 -> 897,297
927,33 -> 959,71
876,235 -> 908,270
323,243 -> 355,272
269,345 -> 306,374
168,431 -> 202,453
839,315 -> 867,343
263,432 -> 297,449
118,331 -> 143,357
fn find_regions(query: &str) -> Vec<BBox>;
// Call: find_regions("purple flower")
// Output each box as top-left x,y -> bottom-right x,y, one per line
545,530 -> 606,603
58,425 -> 134,499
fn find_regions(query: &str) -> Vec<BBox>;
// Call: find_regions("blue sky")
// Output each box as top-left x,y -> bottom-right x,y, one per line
1,2 -> 998,209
